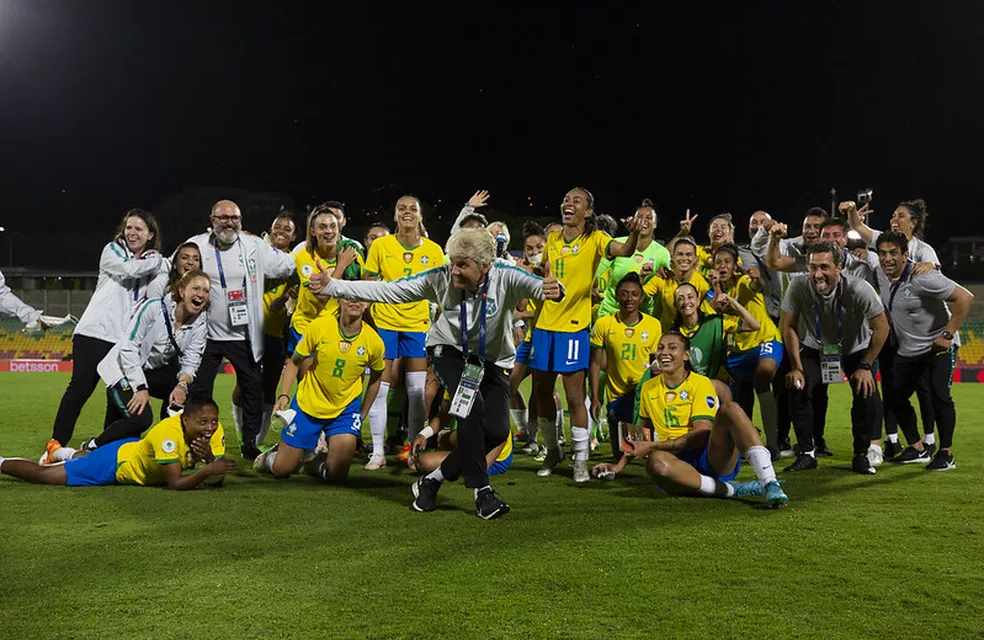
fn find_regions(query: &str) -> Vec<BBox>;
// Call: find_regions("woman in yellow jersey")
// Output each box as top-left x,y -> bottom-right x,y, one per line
711,244 -> 784,456
589,272 -> 661,458
231,212 -> 298,448
592,332 -> 788,507
362,196 -> 446,470
642,237 -> 714,331
673,210 -> 737,278
256,295 -> 386,481
1,398 -> 235,489
532,187 -> 641,482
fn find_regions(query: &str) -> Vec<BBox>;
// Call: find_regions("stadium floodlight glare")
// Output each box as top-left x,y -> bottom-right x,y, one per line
0,226 -> 6,232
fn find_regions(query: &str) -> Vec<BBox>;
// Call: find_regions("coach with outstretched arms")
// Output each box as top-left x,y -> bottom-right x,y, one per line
780,241 -> 890,476
308,228 -> 565,520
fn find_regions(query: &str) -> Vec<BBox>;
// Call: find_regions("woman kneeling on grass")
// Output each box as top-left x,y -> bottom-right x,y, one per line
253,295 -> 385,482
591,332 -> 788,508
0,398 -> 235,489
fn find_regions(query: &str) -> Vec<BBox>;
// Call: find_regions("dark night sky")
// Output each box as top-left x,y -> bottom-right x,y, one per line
1,1 -> 982,266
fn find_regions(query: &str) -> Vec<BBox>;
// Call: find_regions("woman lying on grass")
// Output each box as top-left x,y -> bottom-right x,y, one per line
0,397 -> 234,489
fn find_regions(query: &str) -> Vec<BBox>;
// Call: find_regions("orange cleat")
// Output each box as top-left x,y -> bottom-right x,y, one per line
396,443 -> 411,463
39,439 -> 62,465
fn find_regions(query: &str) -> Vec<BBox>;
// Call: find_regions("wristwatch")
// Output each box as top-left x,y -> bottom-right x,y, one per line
941,330 -> 954,340
857,362 -> 872,371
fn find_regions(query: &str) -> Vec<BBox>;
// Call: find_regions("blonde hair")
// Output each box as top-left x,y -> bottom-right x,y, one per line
487,221 -> 511,248
446,229 -> 496,268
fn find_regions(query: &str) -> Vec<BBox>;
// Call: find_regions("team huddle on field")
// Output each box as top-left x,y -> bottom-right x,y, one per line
0,188 -> 971,519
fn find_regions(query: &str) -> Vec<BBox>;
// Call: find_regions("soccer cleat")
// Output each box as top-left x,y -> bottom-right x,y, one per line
763,480 -> 789,508
536,447 -> 564,477
79,438 -> 98,453
893,445 -> 930,464
363,451 -> 387,471
396,443 -> 411,463
39,439 -> 62,465
883,440 -> 903,460
533,447 -> 548,463
851,453 -> 876,475
729,480 -> 764,497
252,442 -> 278,473
304,451 -> 328,479
573,460 -> 590,483
475,487 -> 510,520
521,441 -> 540,456
784,454 -> 818,472
925,450 -> 956,471
867,446 -> 884,467
815,440 -> 834,457
410,476 -> 441,513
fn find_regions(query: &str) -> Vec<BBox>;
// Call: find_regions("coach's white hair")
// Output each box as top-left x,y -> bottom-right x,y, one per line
446,228 -> 496,268
487,221 -> 511,248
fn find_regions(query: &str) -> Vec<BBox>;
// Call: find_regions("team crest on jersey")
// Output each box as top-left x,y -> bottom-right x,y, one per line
572,244 -> 580,253
690,347 -> 703,364
635,254 -> 644,263
339,341 -> 351,353
486,298 -> 497,316
287,423 -> 297,436
665,392 -> 676,403
641,332 -> 649,341
301,264 -> 314,277
561,246 -> 571,255
421,256 -> 429,265
403,252 -> 414,264
706,395 -> 717,409
680,390 -> 690,400
624,328 -> 635,338
357,345 -> 366,356
162,439 -> 177,454
434,345 -> 443,358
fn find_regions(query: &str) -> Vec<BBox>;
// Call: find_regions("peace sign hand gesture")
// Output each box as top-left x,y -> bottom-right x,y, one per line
679,209 -> 698,235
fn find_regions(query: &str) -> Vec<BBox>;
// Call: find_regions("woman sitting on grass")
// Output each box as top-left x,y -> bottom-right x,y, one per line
0,397 -> 234,489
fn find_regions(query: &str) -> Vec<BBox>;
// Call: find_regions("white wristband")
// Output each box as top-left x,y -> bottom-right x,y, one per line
419,426 -> 435,440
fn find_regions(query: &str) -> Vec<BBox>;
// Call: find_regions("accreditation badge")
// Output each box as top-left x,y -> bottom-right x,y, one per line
820,344 -> 844,384
449,362 -> 485,419
228,289 -> 249,327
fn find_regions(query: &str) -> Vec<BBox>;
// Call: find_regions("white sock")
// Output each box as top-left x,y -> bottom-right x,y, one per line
571,426 -> 589,462
803,449 -> 816,458
405,371 -> 427,442
923,432 -> 936,446
231,401 -> 244,442
263,450 -> 278,474
425,468 -> 444,482
369,381 -> 390,455
539,416 -> 558,450
869,443 -> 881,453
510,408 -> 528,432
699,474 -> 735,497
887,433 -> 900,443
53,447 -> 77,462
257,403 -> 274,446
0,456 -> 5,472
744,445 -> 776,485
474,484 -> 490,499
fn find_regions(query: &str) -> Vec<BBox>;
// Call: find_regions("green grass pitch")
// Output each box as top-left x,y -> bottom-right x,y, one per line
1,373 -> 982,640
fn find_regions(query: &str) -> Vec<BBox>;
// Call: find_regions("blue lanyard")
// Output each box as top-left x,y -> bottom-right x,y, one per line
460,276 -> 490,362
814,279 -> 844,348
213,239 -> 245,292
160,298 -> 183,357
888,261 -> 913,312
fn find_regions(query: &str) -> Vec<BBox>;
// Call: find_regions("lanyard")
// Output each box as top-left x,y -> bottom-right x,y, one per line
160,299 -> 183,357
460,276 -> 490,362
214,238 -> 245,291
887,261 -> 913,312
814,279 -> 844,348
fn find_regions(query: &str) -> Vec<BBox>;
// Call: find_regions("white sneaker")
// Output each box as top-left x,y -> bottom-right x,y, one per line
521,441 -> 540,455
364,452 -> 387,471
536,447 -> 563,477
573,460 -> 590,483
867,446 -> 884,467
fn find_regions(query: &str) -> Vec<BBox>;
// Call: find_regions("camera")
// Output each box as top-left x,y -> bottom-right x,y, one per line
857,188 -> 873,206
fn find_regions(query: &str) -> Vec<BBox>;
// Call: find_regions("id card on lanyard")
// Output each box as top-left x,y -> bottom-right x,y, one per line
215,241 -> 249,327
449,278 -> 490,420
815,283 -> 845,384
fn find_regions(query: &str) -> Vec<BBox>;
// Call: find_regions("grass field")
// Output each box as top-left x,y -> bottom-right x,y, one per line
1,373 -> 982,640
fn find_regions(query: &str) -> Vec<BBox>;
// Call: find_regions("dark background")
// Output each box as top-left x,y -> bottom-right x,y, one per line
1,1 -> 982,268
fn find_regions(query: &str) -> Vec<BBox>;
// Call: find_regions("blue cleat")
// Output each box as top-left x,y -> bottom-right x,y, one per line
729,480 -> 764,497
764,480 -> 788,508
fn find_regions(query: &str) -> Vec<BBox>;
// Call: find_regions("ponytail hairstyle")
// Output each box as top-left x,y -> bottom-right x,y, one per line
898,198 -> 929,239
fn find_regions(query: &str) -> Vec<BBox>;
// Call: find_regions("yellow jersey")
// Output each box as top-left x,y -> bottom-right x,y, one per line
589,313 -> 662,398
536,229 -> 613,332
294,316 -> 386,419
292,242 -> 365,335
364,234 -> 445,332
263,279 -> 290,338
642,270 -> 713,332
114,415 -> 226,486
638,372 -> 719,443
723,275 -> 780,353
696,245 -> 742,279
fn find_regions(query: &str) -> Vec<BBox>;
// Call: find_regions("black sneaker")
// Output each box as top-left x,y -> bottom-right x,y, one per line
851,453 -> 876,475
784,454 -> 818,472
475,487 -> 510,520
884,440 -> 903,460
925,450 -> 956,471
893,445 -> 930,464
241,443 -> 261,462
410,477 -> 441,512
923,441 -> 938,458
815,440 -> 834,457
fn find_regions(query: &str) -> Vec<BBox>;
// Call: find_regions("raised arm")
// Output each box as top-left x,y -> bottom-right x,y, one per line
502,261 -> 565,303
317,260 -> 439,304
0,269 -> 42,325
840,201 -> 874,247
765,224 -> 802,273
450,190 -> 491,234
99,242 -> 164,280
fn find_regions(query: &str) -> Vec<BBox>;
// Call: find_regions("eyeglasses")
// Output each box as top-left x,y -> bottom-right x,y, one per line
211,215 -> 242,224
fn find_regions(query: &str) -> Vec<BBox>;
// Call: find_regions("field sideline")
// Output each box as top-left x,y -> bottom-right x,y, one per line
1,373 -> 982,640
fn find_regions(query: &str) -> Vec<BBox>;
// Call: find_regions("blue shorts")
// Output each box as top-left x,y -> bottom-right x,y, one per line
727,340 -> 784,382
676,440 -> 741,483
377,328 -> 427,359
529,328 -> 590,373
64,439 -> 137,487
489,450 -> 513,476
607,389 -> 637,425
286,326 -> 303,357
281,397 -> 362,451
515,340 -> 532,366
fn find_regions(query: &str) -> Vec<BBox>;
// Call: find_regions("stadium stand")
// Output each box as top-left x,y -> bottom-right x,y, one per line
0,317 -> 74,360
957,318 -> 984,369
